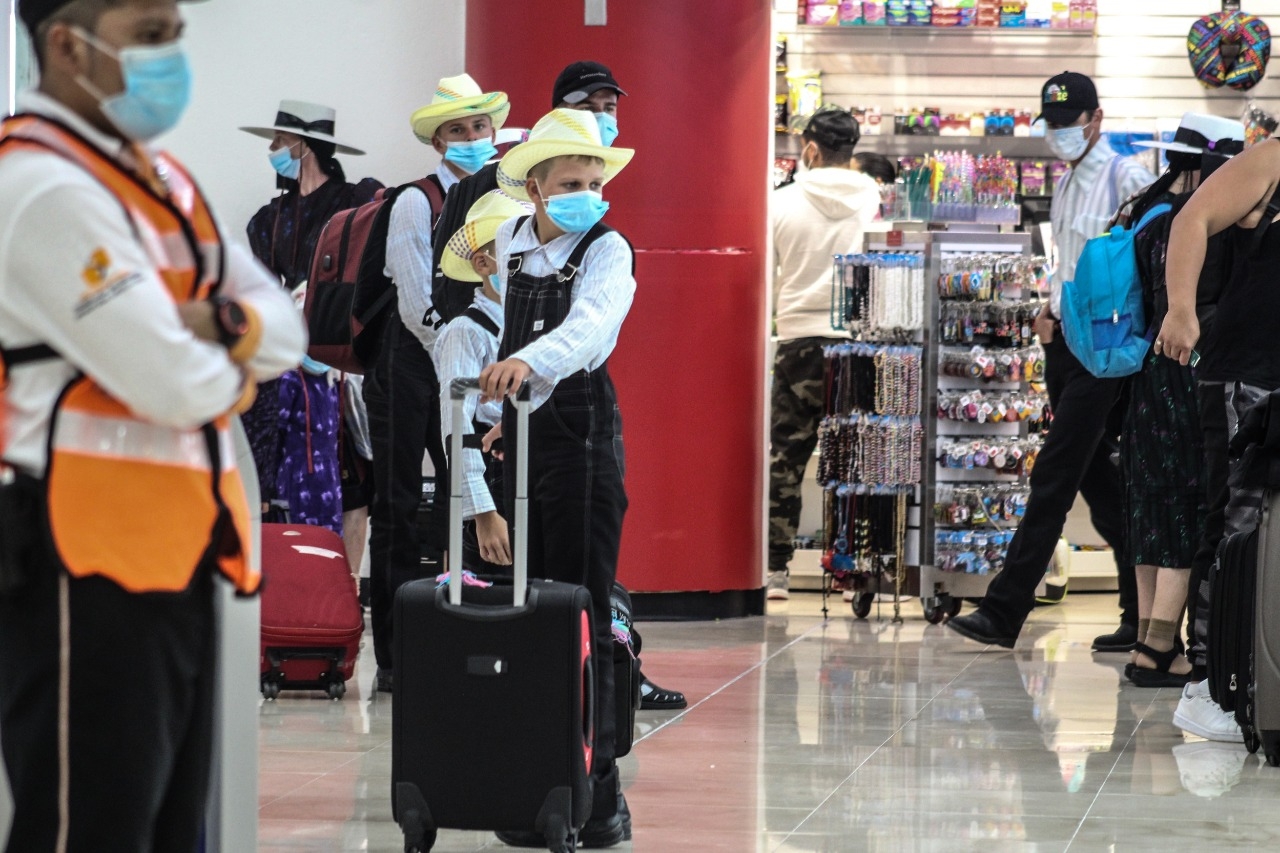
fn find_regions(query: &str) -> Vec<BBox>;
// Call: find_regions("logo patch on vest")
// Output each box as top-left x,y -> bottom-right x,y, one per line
76,247 -> 141,319
533,319 -> 545,331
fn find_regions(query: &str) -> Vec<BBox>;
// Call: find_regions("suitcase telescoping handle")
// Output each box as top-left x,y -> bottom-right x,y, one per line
448,378 -> 530,607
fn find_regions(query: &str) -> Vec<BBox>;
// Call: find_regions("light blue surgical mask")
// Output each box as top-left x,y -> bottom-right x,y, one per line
595,112 -> 619,147
269,145 -> 301,180
488,273 -> 502,295
74,29 -> 191,142
299,356 -> 330,375
444,138 -> 498,174
538,185 -> 610,233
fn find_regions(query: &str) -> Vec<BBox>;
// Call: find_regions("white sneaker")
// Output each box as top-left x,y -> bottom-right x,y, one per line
1173,680 -> 1244,743
767,571 -> 790,601
1173,740 -> 1246,798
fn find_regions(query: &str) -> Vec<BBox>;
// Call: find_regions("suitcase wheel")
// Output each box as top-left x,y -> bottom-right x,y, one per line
1260,731 -> 1280,767
326,680 -> 346,701
261,679 -> 281,701
1244,725 -> 1261,755
403,826 -> 435,853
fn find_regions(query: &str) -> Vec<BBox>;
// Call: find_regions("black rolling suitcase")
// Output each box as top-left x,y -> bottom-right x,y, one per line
392,380 -> 594,853
610,582 -> 640,757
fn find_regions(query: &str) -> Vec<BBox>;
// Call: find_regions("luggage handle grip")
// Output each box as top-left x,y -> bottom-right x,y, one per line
448,378 -> 531,607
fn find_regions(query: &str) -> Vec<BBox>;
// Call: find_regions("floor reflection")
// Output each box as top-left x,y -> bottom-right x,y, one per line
256,594 -> 1280,852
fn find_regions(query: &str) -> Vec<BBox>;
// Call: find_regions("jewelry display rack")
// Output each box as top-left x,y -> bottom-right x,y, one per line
819,228 -> 1042,621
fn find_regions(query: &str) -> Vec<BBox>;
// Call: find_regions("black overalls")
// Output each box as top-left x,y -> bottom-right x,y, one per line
500,220 -> 629,818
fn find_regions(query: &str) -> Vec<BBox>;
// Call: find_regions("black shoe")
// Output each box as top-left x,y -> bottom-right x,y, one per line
945,610 -> 1017,649
639,676 -> 687,711
358,577 -> 371,611
579,811 -> 626,848
375,668 -> 393,693
1092,623 -> 1138,653
617,792 -> 632,841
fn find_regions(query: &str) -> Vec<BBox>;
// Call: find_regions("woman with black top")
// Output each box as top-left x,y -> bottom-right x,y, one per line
239,101 -> 382,561
1121,114 -> 1245,687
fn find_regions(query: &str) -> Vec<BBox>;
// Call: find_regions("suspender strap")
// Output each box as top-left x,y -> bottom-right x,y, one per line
462,306 -> 500,338
2,343 -> 60,367
507,216 -> 531,276
557,222 -> 613,283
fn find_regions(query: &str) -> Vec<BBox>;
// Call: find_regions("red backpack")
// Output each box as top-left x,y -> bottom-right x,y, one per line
304,176 -> 445,373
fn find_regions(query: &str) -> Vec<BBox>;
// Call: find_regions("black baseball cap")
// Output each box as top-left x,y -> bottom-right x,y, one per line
552,61 -> 627,109
20,0 -> 205,31
803,106 -> 860,152
1037,71 -> 1099,126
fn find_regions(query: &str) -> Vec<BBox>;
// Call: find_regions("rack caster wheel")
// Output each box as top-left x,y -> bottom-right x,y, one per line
922,594 -> 957,625
851,592 -> 875,619
327,680 -> 346,700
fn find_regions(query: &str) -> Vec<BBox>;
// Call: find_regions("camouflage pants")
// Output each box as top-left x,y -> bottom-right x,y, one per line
769,338 -> 839,573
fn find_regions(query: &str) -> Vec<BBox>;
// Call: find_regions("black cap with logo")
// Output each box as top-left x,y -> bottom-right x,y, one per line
1037,71 -> 1099,126
19,0 -> 203,31
552,61 -> 628,109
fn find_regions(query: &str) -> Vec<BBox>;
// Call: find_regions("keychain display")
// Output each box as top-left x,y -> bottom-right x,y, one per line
937,436 -> 1041,476
936,389 -> 1048,432
937,254 -> 1049,301
817,414 -> 923,486
831,252 -> 926,333
940,345 -> 1045,383
823,343 -> 922,418
819,486 -> 912,618
935,530 -> 1015,575
934,484 -> 1029,527
939,301 -> 1045,348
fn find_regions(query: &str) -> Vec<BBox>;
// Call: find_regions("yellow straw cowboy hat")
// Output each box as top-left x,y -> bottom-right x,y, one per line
410,74 -> 511,144
496,108 -> 634,201
442,191 -> 533,283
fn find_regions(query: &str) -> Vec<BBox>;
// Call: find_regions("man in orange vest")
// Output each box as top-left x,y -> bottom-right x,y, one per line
0,1 -> 305,849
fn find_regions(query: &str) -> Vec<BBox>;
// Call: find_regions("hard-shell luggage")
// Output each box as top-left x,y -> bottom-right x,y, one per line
1249,493 -> 1280,763
392,381 -> 594,853
259,523 -> 364,700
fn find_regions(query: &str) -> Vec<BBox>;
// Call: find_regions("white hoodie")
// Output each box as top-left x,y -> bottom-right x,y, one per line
772,167 -> 883,341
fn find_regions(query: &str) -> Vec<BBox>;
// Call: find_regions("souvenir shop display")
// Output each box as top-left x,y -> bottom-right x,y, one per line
830,253 -> 927,333
884,153 -> 1022,224
797,0 -> 1097,30
818,229 -> 1043,622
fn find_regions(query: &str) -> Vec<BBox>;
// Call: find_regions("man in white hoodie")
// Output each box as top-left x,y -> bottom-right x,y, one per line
768,107 -> 882,599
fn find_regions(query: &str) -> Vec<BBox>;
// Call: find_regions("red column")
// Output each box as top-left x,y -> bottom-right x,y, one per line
466,1 -> 771,609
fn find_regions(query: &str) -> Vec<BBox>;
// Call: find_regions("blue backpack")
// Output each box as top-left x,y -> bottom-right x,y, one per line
1060,202 -> 1171,379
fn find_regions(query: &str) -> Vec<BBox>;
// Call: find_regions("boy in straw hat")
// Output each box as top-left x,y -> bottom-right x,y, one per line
435,190 -> 530,573
478,108 -> 635,848
363,73 -> 509,694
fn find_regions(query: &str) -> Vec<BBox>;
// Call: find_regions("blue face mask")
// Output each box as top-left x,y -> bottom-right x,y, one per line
269,146 -> 301,180
488,272 -> 502,295
540,188 -> 610,233
444,138 -> 498,174
595,112 -> 619,147
75,29 -> 191,142
299,356 -> 330,375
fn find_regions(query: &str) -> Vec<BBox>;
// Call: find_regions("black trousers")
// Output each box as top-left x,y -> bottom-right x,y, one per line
981,336 -> 1135,633
503,369 -> 627,819
0,522 -> 215,853
363,315 -> 449,669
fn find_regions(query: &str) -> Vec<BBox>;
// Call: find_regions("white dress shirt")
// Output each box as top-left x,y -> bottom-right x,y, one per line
493,216 -> 636,410
384,162 -> 458,351
0,92 -> 305,476
433,292 -> 504,519
1049,138 -> 1154,317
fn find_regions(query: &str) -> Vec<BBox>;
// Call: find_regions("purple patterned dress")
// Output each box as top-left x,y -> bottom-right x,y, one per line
275,369 -> 343,535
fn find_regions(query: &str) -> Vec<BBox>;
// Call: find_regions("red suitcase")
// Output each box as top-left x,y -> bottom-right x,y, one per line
260,523 -> 364,700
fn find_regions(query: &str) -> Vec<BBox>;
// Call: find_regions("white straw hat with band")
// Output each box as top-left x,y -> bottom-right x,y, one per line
1133,112 -> 1245,155
410,74 -> 511,145
240,100 -> 365,155
442,191 -> 534,283
496,108 -> 634,201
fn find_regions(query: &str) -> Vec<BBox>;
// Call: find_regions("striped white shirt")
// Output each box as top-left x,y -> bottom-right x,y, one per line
1049,138 -> 1154,318
433,293 -> 504,519
384,162 -> 458,351
494,216 -> 636,410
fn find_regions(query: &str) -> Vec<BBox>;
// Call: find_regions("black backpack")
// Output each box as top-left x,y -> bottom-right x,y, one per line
429,163 -> 501,326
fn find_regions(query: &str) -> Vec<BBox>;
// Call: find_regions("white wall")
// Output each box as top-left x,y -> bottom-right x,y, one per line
161,0 -> 466,247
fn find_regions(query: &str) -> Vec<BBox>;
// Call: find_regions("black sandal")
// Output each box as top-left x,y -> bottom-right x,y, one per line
1128,641 -> 1193,688
639,676 -> 687,711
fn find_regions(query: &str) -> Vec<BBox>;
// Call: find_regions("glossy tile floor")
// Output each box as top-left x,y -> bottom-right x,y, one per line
259,593 -> 1280,852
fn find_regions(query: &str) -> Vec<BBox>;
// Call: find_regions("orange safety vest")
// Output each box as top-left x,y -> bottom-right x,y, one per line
0,114 -> 257,595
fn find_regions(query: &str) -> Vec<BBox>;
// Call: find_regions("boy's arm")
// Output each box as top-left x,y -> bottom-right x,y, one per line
434,325 -> 497,519
508,232 -> 636,387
